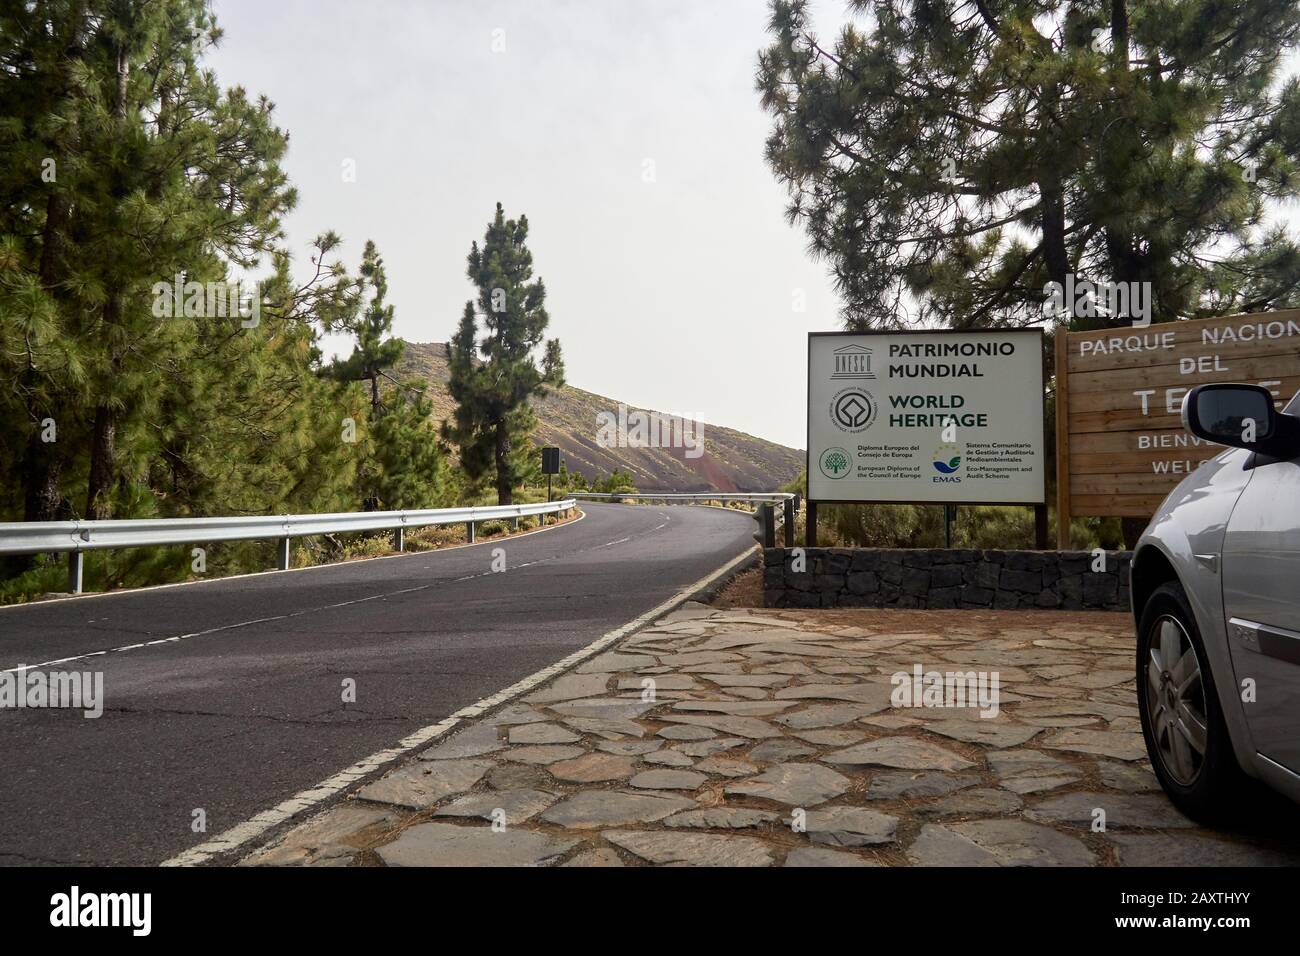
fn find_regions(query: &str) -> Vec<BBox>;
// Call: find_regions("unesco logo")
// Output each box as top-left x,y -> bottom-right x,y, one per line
829,387 -> 877,433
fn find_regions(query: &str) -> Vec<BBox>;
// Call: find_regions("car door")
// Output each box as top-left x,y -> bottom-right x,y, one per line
1222,394 -> 1300,774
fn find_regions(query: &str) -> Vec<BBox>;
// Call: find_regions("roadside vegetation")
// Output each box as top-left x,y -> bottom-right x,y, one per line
759,0 -> 1300,546
780,474 -> 1123,551
0,3 -> 593,603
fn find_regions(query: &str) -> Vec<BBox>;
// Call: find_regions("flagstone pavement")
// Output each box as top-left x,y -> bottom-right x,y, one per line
242,605 -> 1300,867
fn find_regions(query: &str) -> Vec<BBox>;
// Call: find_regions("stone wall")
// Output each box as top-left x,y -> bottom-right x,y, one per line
762,548 -> 1131,612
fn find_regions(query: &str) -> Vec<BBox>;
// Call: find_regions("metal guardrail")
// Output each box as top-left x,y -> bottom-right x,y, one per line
573,491 -> 799,547
572,492 -> 796,505
0,498 -> 577,594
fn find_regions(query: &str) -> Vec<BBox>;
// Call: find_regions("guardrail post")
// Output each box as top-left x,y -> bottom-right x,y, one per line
68,552 -> 83,595
277,537 -> 291,571
395,527 -> 405,552
783,497 -> 795,547
753,503 -> 775,548
466,521 -> 475,543
511,517 -> 520,531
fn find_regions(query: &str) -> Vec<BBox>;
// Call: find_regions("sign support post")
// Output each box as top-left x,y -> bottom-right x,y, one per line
1054,329 -> 1072,550
540,446 -> 560,527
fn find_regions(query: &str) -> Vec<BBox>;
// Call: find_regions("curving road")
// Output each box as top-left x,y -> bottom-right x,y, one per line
0,502 -> 754,866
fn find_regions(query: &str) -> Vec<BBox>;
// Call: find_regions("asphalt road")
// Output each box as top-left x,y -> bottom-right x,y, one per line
0,502 -> 754,866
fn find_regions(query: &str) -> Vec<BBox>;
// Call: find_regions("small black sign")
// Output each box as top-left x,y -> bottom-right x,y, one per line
541,447 -> 560,474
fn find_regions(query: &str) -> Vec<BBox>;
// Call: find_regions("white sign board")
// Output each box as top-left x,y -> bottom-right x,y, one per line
807,330 -> 1046,504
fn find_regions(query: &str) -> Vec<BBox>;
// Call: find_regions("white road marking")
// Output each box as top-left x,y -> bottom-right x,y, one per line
1,507 -> 679,674
1,512 -> 595,674
2,509 -> 681,671
0,506 -> 587,612
160,542 -> 755,867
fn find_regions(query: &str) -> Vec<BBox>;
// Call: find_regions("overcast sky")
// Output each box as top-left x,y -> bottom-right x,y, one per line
206,0 -> 850,450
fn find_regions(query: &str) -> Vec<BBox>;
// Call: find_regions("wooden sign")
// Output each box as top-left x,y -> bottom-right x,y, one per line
1055,310 -> 1300,546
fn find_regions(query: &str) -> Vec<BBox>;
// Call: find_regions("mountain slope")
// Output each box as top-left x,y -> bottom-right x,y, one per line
395,342 -> 803,492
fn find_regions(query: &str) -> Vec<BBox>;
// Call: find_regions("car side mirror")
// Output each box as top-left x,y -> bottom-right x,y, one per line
1182,383 -> 1300,458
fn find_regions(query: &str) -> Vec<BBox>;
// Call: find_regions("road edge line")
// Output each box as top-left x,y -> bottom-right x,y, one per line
160,542 -> 758,867
1,507 -> 586,612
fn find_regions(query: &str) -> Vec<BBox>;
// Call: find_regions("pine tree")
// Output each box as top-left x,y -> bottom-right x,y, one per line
0,0 -> 299,523
155,235 -> 362,523
757,0 -> 1300,330
443,203 -> 564,505
327,241 -> 444,510
0,0 -> 99,523
326,241 -> 404,416
371,387 -> 445,510
1,4 -> 373,591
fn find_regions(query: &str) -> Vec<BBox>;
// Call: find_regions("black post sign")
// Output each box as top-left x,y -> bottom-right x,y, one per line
541,446 -> 560,504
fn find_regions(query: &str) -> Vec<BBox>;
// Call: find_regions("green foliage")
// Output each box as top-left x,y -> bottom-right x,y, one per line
591,469 -> 637,494
0,2 -> 417,598
553,460 -> 591,493
443,203 -> 565,505
326,241 -> 405,414
369,388 -> 446,510
6,0 -> 315,524
327,242 -> 446,510
0,1 -> 343,527
758,0 -> 1300,331
782,470 -> 1122,549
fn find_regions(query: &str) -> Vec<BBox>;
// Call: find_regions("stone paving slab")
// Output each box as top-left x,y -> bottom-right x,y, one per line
244,606 -> 1300,867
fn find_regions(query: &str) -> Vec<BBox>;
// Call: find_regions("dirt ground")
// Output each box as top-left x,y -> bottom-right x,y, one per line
710,564 -> 763,608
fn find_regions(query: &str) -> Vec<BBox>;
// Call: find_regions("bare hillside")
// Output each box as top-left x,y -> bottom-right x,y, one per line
396,342 -> 803,492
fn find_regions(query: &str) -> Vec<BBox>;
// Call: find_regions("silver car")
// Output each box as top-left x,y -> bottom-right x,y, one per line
1131,383 -> 1300,821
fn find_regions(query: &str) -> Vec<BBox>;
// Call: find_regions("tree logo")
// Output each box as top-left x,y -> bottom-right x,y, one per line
819,447 -> 852,479
829,388 -> 877,433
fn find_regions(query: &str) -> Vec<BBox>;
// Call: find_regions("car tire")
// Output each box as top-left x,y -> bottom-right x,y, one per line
1136,580 -> 1247,824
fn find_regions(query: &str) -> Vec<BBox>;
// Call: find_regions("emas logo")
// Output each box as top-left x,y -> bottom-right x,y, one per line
932,444 -> 962,482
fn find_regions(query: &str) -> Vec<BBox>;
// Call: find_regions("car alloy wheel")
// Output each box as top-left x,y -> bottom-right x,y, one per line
1144,613 -> 1209,786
